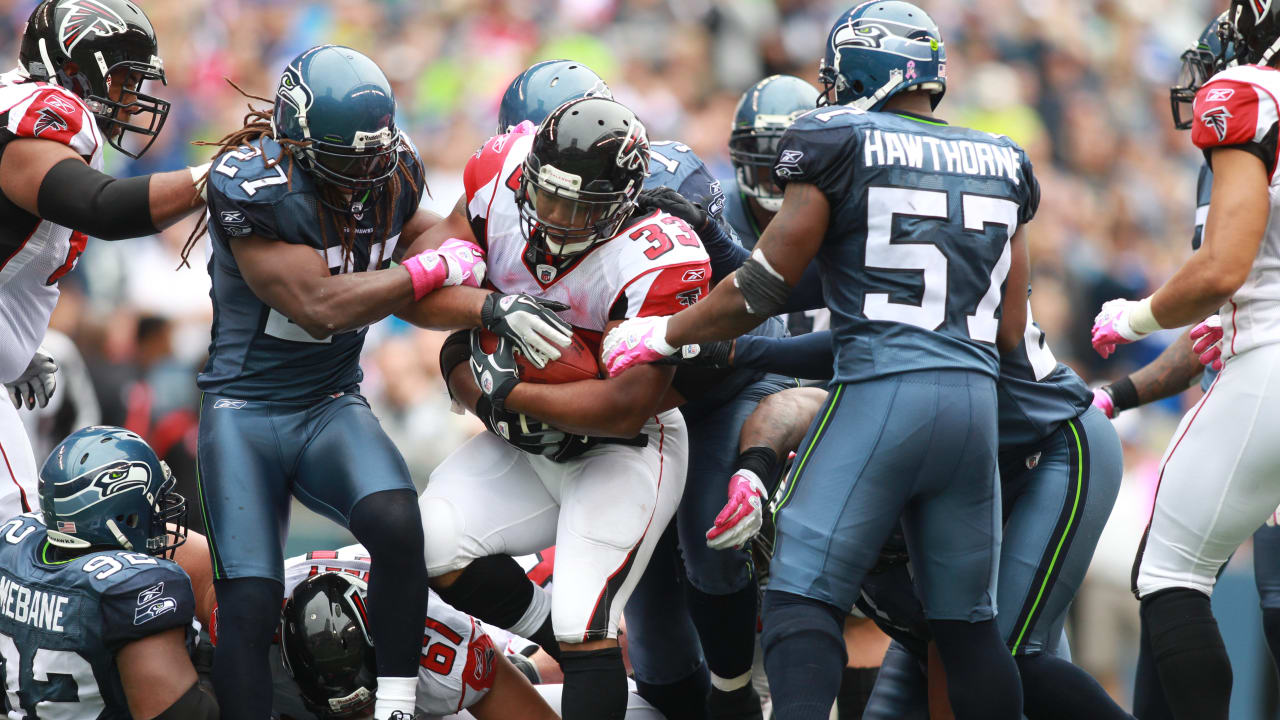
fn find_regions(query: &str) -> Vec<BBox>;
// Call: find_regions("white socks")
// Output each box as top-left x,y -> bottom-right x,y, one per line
373,676 -> 417,719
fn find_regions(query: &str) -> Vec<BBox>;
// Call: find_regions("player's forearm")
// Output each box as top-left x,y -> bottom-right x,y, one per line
732,331 -> 834,380
396,285 -> 489,330
1127,328 -> 1204,405
295,267 -> 417,338
667,272 -> 774,346
148,168 -> 205,230
1149,251 -> 1252,329
505,374 -> 669,438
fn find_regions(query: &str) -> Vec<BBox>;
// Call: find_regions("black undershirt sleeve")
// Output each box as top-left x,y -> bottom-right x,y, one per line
36,158 -> 158,240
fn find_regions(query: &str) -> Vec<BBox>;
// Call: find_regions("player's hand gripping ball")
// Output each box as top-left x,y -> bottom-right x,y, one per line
481,293 -> 573,369
475,329 -> 601,384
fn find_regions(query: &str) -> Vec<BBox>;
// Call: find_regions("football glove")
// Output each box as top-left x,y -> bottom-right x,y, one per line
1190,314 -> 1224,371
706,470 -> 768,551
469,329 -> 521,412
675,340 -> 733,369
636,187 -> 709,233
482,405 -> 597,462
481,293 -> 572,369
404,238 -> 487,300
1091,298 -> 1155,359
6,348 -> 56,410
602,315 -> 678,376
1091,387 -> 1117,419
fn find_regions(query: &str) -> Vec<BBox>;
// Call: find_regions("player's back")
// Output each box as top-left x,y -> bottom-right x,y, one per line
776,108 -> 1038,383
199,136 -> 423,400
0,512 -> 194,719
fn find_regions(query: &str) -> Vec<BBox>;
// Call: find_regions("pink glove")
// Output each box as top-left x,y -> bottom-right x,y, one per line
404,238 -> 487,300
706,470 -> 767,550
602,315 -> 678,376
1190,315 -> 1224,371
1091,387 -> 1116,419
1091,299 -> 1147,359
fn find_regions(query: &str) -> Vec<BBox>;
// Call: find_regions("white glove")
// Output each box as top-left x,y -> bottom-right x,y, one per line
7,348 -> 57,410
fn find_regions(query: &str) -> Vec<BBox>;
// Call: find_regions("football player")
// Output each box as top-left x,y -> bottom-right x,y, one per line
602,3 -> 1037,717
0,426 -> 217,719
488,61 -> 795,720
417,96 -> 709,720
191,43 -> 571,720
0,0 -> 211,519
1091,2 -> 1280,717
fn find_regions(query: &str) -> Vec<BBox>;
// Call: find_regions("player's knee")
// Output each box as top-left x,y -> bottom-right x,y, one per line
213,577 -> 283,643
419,495 -> 466,575
1140,587 -> 1224,658
682,542 -> 752,594
760,590 -> 846,661
349,489 -> 423,556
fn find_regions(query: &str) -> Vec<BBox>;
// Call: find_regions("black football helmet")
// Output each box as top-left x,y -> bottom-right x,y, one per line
19,0 -> 169,158
280,572 -> 378,719
1171,12 -> 1237,130
1226,0 -> 1280,66
517,96 -> 649,266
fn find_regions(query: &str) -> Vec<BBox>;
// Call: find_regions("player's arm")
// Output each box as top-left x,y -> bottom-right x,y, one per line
996,227 -> 1030,355
1096,329 -> 1204,417
118,627 -> 218,719
393,196 -> 498,329
173,530 -> 216,628
467,653 -> 559,720
700,331 -> 835,380
0,138 -> 205,238
670,181 -> 827,344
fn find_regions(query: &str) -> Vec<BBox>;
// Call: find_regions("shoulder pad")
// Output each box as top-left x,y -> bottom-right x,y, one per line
1,83 -> 99,158
464,129 -> 531,221
1192,70 -> 1280,151
207,137 -> 304,206
98,559 -> 195,650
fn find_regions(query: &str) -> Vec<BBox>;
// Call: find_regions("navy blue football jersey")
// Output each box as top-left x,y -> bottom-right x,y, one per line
774,108 -> 1039,383
0,513 -> 195,719
199,136 -> 426,400
998,307 -> 1092,448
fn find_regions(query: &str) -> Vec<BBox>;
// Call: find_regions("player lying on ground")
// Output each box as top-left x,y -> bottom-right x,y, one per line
0,426 -> 217,719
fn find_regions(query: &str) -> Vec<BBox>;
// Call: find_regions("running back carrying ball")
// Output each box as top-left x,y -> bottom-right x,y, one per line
476,328 -> 601,384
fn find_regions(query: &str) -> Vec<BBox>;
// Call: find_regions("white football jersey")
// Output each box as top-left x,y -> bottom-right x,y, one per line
0,69 -> 103,383
1192,64 -> 1280,360
463,124 -> 711,346
267,546 -> 497,718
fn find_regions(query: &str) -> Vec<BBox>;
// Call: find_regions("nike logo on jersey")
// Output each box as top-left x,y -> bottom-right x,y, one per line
0,574 -> 69,632
862,130 -> 1023,185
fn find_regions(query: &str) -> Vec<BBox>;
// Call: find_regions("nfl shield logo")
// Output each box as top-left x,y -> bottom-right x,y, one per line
536,264 -> 557,283
1025,452 -> 1041,470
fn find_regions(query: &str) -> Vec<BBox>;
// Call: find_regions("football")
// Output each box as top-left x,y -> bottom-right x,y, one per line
476,328 -> 602,384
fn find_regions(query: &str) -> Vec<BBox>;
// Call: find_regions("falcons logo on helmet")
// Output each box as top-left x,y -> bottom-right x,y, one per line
33,107 -> 69,138
58,0 -> 129,55
1201,105 -> 1233,143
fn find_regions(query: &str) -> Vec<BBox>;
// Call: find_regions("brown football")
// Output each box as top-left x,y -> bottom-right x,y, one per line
476,329 -> 602,384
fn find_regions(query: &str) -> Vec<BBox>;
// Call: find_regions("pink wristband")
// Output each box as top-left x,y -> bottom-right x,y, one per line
405,251 -> 447,301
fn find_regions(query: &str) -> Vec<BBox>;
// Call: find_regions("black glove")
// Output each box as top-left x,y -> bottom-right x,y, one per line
480,293 -> 573,369
469,329 -> 521,412
636,187 -> 708,233
478,398 -> 599,463
675,340 -> 733,369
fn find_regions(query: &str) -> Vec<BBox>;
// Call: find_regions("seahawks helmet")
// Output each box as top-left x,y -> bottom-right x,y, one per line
818,1 -> 946,111
18,0 -> 169,158
1226,0 -> 1280,66
517,97 -> 648,264
497,59 -> 612,134
730,75 -> 819,213
1172,12 -> 1237,130
39,426 -> 187,558
280,573 -> 377,720
272,45 -> 402,197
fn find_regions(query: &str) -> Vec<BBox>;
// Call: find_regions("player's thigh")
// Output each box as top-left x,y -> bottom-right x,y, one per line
196,394 -> 292,581
677,374 -> 793,594
997,406 -> 1122,655
1137,346 -> 1280,598
420,431 -> 559,575
292,394 -> 415,525
550,411 -> 688,642
862,641 -> 929,720
623,522 -> 706,685
769,380 -> 918,611
1255,522 -> 1280,609
0,400 -> 36,515
901,371 -> 1002,622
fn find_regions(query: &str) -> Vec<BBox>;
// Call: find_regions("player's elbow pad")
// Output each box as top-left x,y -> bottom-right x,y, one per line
151,681 -> 218,720
734,248 -> 792,317
37,158 -> 158,241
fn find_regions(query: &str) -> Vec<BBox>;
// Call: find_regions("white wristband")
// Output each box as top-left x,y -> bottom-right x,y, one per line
189,162 -> 212,202
1128,296 -> 1164,336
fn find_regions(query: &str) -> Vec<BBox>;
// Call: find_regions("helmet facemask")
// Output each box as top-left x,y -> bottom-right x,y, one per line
729,117 -> 798,213
516,159 -> 637,264
145,460 -> 187,560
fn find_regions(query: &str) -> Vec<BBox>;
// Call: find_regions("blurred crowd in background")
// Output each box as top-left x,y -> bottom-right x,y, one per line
4,0 -> 1267,713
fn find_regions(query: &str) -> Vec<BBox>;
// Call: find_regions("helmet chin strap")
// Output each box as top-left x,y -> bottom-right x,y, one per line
1262,34 -> 1280,66
36,38 -> 57,84
105,519 -> 135,551
851,69 -> 905,111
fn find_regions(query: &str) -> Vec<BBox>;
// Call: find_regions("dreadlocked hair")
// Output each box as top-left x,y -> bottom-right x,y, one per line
180,79 -> 423,271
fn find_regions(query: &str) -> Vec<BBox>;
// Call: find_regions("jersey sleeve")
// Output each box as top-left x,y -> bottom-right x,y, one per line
609,214 -> 711,319
1017,150 -> 1041,226
772,110 -> 862,202
1192,77 -> 1280,177
206,145 -> 290,244
463,128 -> 530,232
99,563 -> 196,652
2,86 -> 97,158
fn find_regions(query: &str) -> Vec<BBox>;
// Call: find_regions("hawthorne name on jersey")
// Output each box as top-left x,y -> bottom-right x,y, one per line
860,129 -> 1024,184
0,573 -> 69,632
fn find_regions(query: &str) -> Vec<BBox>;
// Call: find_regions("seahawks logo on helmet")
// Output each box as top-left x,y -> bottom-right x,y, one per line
276,66 -> 314,115
58,0 -> 129,54
834,20 -> 890,50
1201,105 -> 1233,142
33,107 -> 69,137
89,460 -> 152,499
